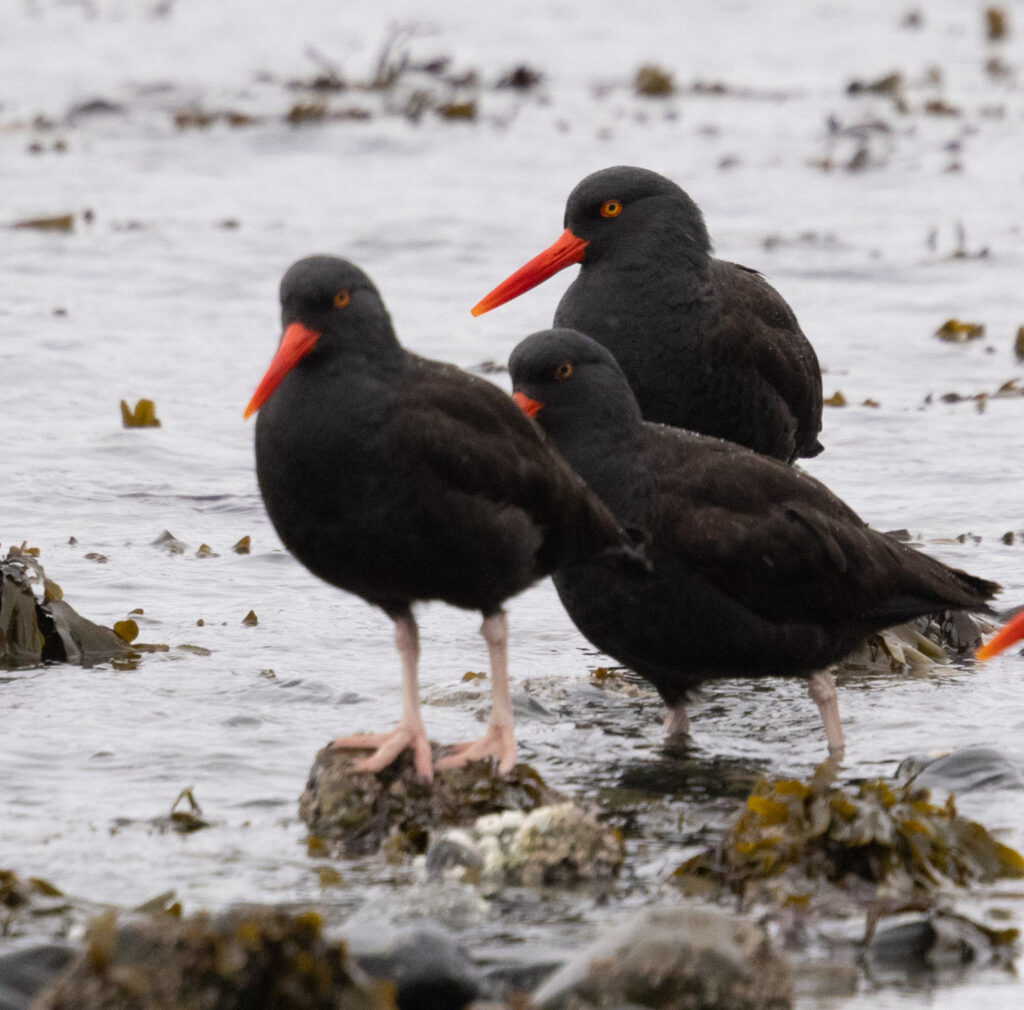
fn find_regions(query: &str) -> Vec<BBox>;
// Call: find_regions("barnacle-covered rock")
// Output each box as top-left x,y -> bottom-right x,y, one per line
426,801 -> 623,887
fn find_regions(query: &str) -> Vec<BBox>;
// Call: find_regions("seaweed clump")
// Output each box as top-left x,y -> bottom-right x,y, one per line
34,907 -> 394,1010
1,869 -> 74,937
673,771 -> 1024,904
299,744 -> 563,857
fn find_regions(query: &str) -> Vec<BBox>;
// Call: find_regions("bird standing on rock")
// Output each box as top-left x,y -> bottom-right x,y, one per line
508,329 -> 999,758
245,257 -> 639,782
474,165 -> 824,464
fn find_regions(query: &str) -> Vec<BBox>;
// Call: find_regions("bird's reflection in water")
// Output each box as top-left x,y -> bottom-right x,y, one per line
616,746 -> 768,802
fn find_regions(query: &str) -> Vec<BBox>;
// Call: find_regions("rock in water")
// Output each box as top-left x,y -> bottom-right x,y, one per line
0,551 -> 132,667
0,942 -> 74,1010
299,744 -> 563,856
349,924 -> 479,1010
532,905 -> 792,1010
32,907 -> 391,1010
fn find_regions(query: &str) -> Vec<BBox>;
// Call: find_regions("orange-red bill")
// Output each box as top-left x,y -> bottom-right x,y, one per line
512,391 -> 543,418
244,322 -> 321,419
975,609 -> 1024,661
471,228 -> 589,317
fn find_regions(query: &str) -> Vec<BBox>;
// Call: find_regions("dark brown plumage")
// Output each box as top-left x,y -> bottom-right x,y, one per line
246,258 -> 638,781
474,165 -> 823,464
509,329 -> 998,756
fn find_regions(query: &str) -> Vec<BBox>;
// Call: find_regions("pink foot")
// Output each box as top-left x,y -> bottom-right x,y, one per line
331,723 -> 434,783
435,723 -> 517,775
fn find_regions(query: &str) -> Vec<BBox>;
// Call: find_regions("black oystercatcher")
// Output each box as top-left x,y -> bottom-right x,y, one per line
245,257 -> 638,782
508,329 -> 998,757
976,610 -> 1024,660
474,166 -> 823,464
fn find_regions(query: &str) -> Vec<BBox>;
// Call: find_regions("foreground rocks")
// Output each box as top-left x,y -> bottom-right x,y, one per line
32,906 -> 393,1010
533,905 -> 793,1010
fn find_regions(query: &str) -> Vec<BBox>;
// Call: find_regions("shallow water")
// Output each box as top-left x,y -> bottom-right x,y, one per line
3,1 -> 1024,1006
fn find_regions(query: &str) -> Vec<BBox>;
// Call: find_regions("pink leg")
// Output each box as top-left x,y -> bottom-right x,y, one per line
808,668 -> 845,761
663,702 -> 690,738
436,611 -> 517,775
331,611 -> 434,783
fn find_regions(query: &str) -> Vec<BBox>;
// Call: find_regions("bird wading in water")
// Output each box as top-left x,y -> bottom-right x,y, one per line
508,328 -> 998,759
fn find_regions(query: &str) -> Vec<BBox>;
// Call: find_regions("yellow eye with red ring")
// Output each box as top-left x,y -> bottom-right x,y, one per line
553,361 -> 574,380
600,199 -> 623,218
333,290 -> 351,308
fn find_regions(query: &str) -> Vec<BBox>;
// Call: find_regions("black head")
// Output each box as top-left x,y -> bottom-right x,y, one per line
245,255 -> 399,418
508,328 -> 643,438
279,255 -> 392,334
562,165 -> 711,265
472,166 -> 711,317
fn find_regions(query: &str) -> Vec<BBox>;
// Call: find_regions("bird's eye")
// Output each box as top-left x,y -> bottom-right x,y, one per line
333,290 -> 351,308
600,199 -> 623,218
553,361 -> 574,380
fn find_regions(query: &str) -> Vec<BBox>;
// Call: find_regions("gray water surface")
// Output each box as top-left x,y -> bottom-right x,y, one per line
3,1 -> 1024,1006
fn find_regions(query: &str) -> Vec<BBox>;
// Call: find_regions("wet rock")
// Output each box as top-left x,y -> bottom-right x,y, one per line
532,905 -> 792,1010
0,552 -> 133,668
299,745 -> 563,856
866,908 -> 1018,977
33,906 -> 392,1010
673,770 -> 1024,904
898,745 -> 1024,795
0,942 -> 74,1010
349,923 -> 479,1010
426,802 -> 624,887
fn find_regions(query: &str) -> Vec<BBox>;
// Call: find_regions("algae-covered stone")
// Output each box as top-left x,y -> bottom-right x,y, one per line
299,745 -> 563,856
33,906 -> 393,1010
533,905 -> 792,1010
673,770 -> 1024,904
0,551 -> 133,668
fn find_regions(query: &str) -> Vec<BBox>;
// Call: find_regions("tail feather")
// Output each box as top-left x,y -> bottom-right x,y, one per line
862,565 -> 999,626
